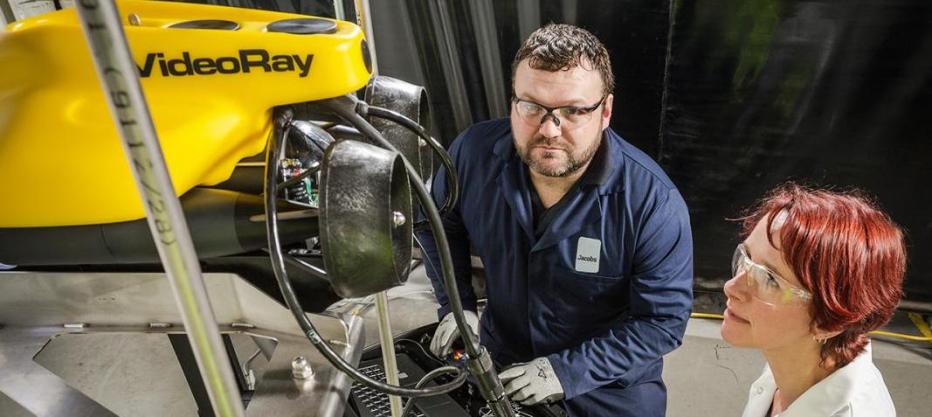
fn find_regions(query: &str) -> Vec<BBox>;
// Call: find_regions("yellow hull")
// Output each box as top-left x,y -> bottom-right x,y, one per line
0,0 -> 371,227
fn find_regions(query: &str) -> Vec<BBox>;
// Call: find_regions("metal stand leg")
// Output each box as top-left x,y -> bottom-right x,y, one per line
170,334 -> 251,417
222,335 -> 254,406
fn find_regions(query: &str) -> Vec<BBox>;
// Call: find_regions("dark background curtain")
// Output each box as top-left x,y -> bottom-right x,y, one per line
178,0 -> 932,303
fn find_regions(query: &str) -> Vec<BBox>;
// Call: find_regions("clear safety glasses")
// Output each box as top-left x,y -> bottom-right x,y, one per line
732,244 -> 812,306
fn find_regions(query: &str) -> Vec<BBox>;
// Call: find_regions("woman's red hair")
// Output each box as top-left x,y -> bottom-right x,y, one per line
742,183 -> 906,367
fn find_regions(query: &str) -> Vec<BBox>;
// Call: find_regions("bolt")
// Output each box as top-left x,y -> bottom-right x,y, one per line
393,211 -> 406,227
292,356 -> 314,380
243,369 -> 257,391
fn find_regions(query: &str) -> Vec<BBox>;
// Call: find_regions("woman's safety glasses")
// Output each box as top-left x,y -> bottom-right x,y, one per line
512,96 -> 604,130
732,244 -> 812,306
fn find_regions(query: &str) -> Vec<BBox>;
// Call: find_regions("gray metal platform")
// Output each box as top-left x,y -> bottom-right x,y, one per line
1,268 -> 929,416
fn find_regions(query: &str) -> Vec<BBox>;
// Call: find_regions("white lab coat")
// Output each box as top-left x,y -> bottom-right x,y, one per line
741,343 -> 895,417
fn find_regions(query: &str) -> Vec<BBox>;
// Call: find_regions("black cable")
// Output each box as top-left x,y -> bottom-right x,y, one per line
330,97 -> 517,417
396,338 -> 447,367
401,366 -> 461,417
264,108 -> 467,397
320,114 -> 454,228
323,98 -> 482,361
366,105 -> 459,223
279,252 -> 329,281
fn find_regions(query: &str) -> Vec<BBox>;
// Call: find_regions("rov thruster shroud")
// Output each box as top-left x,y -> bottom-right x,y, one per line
0,2 -> 525,417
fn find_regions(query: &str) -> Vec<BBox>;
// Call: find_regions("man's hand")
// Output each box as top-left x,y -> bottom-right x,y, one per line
499,357 -> 565,405
429,310 -> 479,357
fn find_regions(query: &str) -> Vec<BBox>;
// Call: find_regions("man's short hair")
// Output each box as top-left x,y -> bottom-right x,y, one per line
511,24 -> 615,97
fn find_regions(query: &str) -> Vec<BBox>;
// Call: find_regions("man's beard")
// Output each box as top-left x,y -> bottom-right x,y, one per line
516,132 -> 601,178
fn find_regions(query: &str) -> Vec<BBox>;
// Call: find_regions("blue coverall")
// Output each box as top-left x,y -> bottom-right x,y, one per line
417,119 -> 694,417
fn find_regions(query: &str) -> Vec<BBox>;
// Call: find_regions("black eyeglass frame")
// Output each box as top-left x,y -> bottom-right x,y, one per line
511,95 -> 606,128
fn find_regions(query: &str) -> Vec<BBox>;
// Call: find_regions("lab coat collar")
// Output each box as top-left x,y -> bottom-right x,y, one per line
780,344 -> 875,417
745,343 -> 878,417
744,365 -> 777,417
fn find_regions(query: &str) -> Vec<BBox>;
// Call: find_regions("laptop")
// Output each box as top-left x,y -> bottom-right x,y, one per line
349,352 -> 470,417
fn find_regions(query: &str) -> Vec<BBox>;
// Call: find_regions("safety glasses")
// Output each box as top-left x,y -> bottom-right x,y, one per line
732,244 -> 812,306
512,96 -> 605,130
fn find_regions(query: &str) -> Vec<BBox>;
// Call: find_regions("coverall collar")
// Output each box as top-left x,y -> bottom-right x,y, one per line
493,128 -> 619,196
494,128 -> 620,251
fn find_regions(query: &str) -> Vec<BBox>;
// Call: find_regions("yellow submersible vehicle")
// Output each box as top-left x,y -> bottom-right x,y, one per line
0,2 -> 525,417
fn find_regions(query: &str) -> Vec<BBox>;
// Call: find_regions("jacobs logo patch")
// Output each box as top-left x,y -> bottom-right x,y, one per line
575,236 -> 601,273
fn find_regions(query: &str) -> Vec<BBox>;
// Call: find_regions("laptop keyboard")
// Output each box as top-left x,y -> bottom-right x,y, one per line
351,364 -> 425,417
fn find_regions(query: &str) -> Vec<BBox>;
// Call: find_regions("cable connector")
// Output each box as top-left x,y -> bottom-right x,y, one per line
466,346 -> 516,417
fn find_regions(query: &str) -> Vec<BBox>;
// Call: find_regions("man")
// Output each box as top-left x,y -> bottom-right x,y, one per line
417,24 -> 693,417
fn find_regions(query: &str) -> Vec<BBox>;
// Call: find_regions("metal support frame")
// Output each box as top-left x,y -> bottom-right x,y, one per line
0,271 -> 366,417
169,334 -> 254,417
350,4 -> 402,416
72,1 -> 245,416
0,0 -> 14,26
332,0 -> 346,21
374,292 -> 404,417
353,0 -> 378,74
0,328 -> 120,417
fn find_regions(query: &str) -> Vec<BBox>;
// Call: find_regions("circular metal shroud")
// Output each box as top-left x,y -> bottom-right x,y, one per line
364,76 -> 434,180
319,139 -> 412,298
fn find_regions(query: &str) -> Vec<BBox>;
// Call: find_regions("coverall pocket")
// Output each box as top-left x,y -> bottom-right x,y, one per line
550,266 -> 626,309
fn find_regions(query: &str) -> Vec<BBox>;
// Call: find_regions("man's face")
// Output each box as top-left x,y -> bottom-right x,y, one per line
510,60 -> 613,178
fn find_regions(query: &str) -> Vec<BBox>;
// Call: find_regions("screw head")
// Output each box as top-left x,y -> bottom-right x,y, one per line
392,211 -> 406,227
291,356 -> 314,379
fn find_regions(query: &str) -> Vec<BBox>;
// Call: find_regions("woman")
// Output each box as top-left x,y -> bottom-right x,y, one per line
721,184 -> 905,417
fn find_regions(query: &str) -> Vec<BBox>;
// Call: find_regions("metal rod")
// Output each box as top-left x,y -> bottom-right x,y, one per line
899,300 -> 932,315
316,311 -> 367,417
73,2 -> 245,416
332,0 -> 346,21
353,0 -> 378,74
350,5 -> 403,415
375,292 -> 404,417
0,0 -> 13,26
327,98 -> 515,417
266,108 -> 468,398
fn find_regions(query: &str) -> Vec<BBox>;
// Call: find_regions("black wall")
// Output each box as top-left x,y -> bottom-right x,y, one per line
184,0 -> 932,303
663,0 -> 932,301
372,0 -> 932,302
